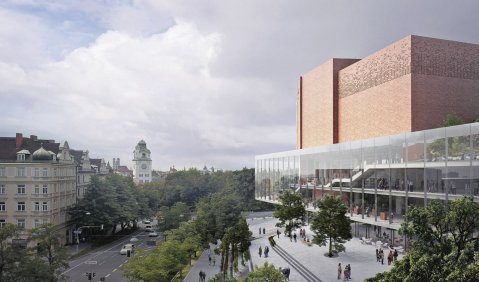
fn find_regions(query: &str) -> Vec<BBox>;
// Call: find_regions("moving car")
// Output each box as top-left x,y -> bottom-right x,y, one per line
143,219 -> 151,224
120,243 -> 134,255
148,231 -> 158,237
145,225 -> 153,232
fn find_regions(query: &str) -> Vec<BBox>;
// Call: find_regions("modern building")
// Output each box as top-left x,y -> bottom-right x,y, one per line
132,140 -> 152,184
256,35 -> 479,248
0,133 -> 77,244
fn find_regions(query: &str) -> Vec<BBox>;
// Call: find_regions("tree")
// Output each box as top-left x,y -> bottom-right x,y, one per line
0,224 -> 22,282
442,112 -> 464,127
158,202 -> 190,231
247,262 -> 285,282
366,197 -> 479,281
273,190 -> 305,237
29,224 -> 69,282
165,221 -> 202,264
122,240 -> 189,282
310,195 -> 351,257
219,218 -> 251,276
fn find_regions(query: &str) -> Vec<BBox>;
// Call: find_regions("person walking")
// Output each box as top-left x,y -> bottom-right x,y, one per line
201,271 -> 206,282
277,229 -> 280,238
258,246 -> 262,257
376,248 -> 379,262
264,246 -> 269,258
380,249 -> 384,265
259,227 -> 261,235
393,249 -> 398,263
347,264 -> 351,280
388,250 -> 393,265
199,270 -> 204,282
337,263 -> 342,280
263,227 -> 265,234
293,233 -> 297,242
212,255 -> 216,266
208,254 -> 212,266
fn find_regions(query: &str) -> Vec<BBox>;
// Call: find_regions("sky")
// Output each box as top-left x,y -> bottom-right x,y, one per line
1,0 -> 479,171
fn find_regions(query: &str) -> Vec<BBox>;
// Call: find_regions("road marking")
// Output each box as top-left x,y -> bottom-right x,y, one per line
113,269 -> 117,272
124,259 -> 128,263
106,274 -> 111,277
62,229 -> 143,275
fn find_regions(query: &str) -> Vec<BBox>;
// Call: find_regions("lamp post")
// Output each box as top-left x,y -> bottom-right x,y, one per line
73,210 -> 91,254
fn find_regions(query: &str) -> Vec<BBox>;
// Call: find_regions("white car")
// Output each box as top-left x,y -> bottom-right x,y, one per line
148,231 -> 158,237
143,219 -> 151,224
120,244 -> 134,255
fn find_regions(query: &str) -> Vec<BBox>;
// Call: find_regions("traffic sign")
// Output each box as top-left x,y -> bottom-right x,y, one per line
84,261 -> 97,265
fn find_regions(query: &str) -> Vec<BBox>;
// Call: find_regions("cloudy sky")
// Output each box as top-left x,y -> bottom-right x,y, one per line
1,0 -> 478,171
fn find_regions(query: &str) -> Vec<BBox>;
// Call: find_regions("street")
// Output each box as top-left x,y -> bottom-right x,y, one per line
63,225 -> 160,282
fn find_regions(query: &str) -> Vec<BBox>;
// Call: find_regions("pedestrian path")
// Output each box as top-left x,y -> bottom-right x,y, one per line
183,243 -> 223,282
248,217 -> 403,282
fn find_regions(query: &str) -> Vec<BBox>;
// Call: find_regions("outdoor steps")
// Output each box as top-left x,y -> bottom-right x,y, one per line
272,243 -> 322,282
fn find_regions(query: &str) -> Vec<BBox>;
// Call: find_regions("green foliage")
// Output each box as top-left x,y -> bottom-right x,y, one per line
219,218 -> 252,276
273,190 -> 305,236
208,273 -> 240,282
310,195 -> 351,257
158,202 -> 190,231
367,197 -> 479,281
165,221 -> 203,264
122,240 -> 189,282
442,112 -> 464,127
0,223 -> 69,282
246,262 -> 285,282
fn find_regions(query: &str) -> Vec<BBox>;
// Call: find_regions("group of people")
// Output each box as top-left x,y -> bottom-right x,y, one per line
207,248 -> 216,266
337,263 -> 351,281
258,245 -> 270,258
198,270 -> 206,282
376,248 -> 398,265
259,227 -> 266,235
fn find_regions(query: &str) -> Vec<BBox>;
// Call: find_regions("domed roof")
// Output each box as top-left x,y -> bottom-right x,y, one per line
33,145 -> 52,161
138,140 -> 146,145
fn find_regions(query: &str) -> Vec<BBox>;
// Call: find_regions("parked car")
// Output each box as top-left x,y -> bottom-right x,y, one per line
120,244 -> 134,255
145,225 -> 153,232
143,219 -> 151,224
148,231 -> 158,237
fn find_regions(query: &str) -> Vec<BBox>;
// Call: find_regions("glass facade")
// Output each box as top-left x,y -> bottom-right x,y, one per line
256,123 -> 479,234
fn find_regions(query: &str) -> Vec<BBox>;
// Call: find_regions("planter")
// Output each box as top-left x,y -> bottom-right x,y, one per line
380,212 -> 388,220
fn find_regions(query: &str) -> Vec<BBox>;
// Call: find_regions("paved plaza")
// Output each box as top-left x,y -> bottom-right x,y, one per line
185,212 -> 402,282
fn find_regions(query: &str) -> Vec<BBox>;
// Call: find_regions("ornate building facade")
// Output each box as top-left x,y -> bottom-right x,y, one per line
132,140 -> 152,184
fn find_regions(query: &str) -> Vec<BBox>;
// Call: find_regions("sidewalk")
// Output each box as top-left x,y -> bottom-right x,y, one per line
183,243 -> 223,282
248,217 -> 403,282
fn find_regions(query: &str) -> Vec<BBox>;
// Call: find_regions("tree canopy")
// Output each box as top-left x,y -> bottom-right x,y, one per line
310,195 -> 351,257
273,190 -> 306,236
366,197 -> 479,281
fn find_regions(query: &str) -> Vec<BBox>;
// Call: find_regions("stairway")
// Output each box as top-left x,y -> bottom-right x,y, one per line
271,244 -> 322,282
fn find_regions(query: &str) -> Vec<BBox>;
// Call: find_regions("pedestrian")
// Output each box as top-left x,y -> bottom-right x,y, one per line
380,249 -> 384,265
208,254 -> 212,266
393,249 -> 398,262
212,255 -> 216,266
264,246 -> 269,258
201,271 -> 206,282
258,246 -> 262,257
199,270 -> 204,282
293,233 -> 297,242
259,227 -> 261,235
299,228 -> 303,238
277,229 -> 280,238
343,265 -> 350,281
376,248 -> 379,262
289,233 -> 292,242
347,264 -> 351,280
337,263 -> 342,280
263,227 -> 265,234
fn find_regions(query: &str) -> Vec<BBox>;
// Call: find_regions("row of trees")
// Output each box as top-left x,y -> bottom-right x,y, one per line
0,224 -> 68,282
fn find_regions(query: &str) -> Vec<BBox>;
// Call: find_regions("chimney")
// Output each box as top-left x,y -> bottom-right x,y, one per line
15,133 -> 23,148
30,135 -> 37,141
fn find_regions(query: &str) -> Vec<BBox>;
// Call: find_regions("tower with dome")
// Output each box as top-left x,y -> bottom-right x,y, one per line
132,140 -> 152,184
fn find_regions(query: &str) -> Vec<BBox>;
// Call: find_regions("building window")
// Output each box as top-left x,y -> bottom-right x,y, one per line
16,168 -> 25,177
42,168 -> 48,177
17,185 -> 25,194
0,184 -> 5,194
17,154 -> 25,161
139,180 -> 143,184
0,220 -> 5,227
34,219 -> 40,227
42,185 -> 48,194
34,185 -> 40,194
0,167 -> 4,177
42,218 -> 49,225
16,219 -> 25,228
0,202 -> 5,211
17,202 -> 25,211
139,174 -> 143,177
34,168 -> 40,177
145,174 -> 149,177
34,202 -> 40,211
42,202 -> 48,211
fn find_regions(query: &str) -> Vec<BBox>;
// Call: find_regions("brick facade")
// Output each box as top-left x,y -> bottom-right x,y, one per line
298,35 -> 479,148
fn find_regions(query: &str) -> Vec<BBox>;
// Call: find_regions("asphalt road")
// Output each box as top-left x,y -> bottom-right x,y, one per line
63,225 -> 161,282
